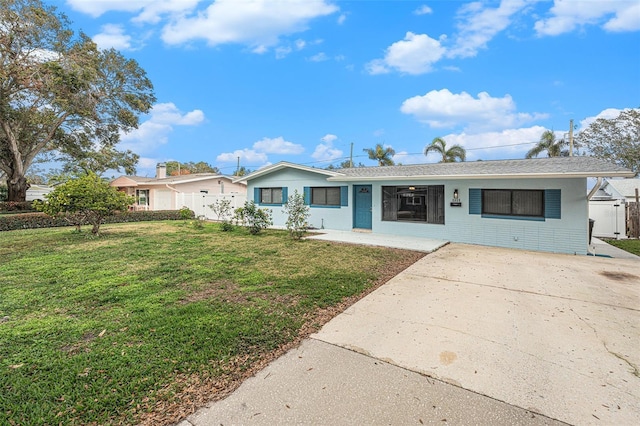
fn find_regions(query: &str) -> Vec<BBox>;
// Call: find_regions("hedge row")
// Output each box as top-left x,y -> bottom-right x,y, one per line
0,210 -> 194,232
0,201 -> 35,212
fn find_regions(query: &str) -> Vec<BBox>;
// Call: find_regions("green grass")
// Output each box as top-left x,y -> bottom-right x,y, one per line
0,221 -> 422,425
604,238 -> 640,256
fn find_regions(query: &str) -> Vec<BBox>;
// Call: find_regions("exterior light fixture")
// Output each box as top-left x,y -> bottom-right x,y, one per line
409,186 -> 415,190
450,189 -> 462,207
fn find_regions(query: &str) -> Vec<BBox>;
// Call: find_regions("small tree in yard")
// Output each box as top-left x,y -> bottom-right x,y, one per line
283,190 -> 310,240
34,173 -> 133,234
209,199 -> 234,231
234,201 -> 272,235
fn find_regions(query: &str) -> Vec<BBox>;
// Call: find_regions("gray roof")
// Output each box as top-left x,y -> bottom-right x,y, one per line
115,173 -> 240,185
604,178 -> 640,198
328,157 -> 635,181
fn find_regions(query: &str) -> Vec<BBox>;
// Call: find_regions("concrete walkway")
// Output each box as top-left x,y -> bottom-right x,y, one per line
590,237 -> 640,259
305,229 -> 449,253
178,238 -> 639,426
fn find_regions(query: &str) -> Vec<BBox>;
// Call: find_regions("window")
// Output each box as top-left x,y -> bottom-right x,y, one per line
135,189 -> 149,206
382,185 -> 444,224
482,189 -> 544,217
312,187 -> 341,206
260,187 -> 283,204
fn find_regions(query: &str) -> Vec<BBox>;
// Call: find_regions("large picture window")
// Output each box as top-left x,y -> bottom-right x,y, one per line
382,185 -> 444,224
311,187 -> 341,206
260,187 -> 283,204
482,189 -> 544,217
135,189 -> 149,206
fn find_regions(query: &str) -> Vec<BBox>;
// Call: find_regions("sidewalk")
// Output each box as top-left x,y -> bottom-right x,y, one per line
181,339 -> 563,426
590,237 -> 640,259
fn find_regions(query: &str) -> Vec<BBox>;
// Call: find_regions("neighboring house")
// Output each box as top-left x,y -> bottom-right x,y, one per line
235,157 -> 634,255
589,178 -> 640,239
111,163 -> 247,218
26,184 -> 54,201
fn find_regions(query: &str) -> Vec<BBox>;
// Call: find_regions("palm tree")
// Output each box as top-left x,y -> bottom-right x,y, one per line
525,130 -> 567,158
424,137 -> 466,162
364,143 -> 396,166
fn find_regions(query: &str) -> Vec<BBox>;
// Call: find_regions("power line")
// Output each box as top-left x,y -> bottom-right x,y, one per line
215,139 -> 543,173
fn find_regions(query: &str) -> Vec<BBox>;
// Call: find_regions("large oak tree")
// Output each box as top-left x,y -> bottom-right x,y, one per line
0,0 -> 155,201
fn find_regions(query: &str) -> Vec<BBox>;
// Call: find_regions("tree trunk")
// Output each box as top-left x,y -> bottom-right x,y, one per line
7,175 -> 29,202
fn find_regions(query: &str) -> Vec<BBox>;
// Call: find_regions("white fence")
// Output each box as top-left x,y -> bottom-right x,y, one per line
177,193 -> 247,220
589,199 -> 626,239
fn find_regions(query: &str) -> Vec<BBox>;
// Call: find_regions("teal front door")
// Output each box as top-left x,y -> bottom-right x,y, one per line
354,185 -> 372,229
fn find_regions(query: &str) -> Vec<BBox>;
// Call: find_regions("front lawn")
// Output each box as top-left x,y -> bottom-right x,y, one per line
0,222 -> 423,425
604,238 -> 640,256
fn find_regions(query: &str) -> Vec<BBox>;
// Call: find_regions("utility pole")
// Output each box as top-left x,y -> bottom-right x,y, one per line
236,156 -> 240,175
349,142 -> 354,167
569,119 -> 574,156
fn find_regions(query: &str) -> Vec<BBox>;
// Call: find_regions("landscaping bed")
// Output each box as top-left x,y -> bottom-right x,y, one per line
0,221 -> 424,425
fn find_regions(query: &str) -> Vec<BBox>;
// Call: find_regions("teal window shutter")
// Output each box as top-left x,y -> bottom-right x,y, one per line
544,189 -> 561,219
340,186 -> 348,206
303,187 -> 310,205
254,187 -> 260,204
281,187 -> 288,204
469,188 -> 481,214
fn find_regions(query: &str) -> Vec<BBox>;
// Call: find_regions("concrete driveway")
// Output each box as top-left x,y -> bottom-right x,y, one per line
314,244 -> 640,425
183,243 -> 639,426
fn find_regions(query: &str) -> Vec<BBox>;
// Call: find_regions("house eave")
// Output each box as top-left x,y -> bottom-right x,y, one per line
234,161 -> 344,183
327,170 -> 636,182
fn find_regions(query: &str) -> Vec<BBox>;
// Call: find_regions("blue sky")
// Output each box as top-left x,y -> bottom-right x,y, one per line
58,0 -> 640,177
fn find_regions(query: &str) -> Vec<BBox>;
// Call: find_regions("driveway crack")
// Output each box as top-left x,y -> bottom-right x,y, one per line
570,308 -> 640,379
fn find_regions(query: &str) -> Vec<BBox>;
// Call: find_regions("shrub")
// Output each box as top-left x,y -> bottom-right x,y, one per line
34,173 -> 134,234
283,190 -> 310,240
178,206 -> 193,221
0,201 -> 34,212
0,210 -> 190,232
234,201 -> 272,235
209,199 -> 234,231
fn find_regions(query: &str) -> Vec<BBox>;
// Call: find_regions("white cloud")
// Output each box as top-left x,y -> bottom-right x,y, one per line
414,5 -> 433,16
161,0 -> 339,50
447,0 -> 529,59
400,89 -> 547,132
337,13 -> 347,24
216,135 -> 303,166
309,52 -> 329,62
313,134 -> 342,161
252,137 -> 304,154
441,126 -> 548,161
119,103 -> 205,154
216,149 -> 269,164
320,134 -> 338,143
577,108 -> 624,130
275,46 -> 292,59
92,24 -> 133,51
535,0 -> 640,36
65,0 -> 200,22
295,39 -> 307,50
366,32 -> 446,75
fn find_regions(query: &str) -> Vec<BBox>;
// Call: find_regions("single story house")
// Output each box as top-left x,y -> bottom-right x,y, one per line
235,157 -> 634,255
589,177 -> 640,238
111,163 -> 247,218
